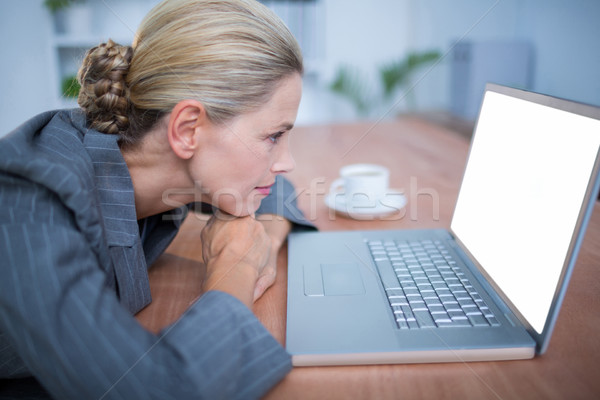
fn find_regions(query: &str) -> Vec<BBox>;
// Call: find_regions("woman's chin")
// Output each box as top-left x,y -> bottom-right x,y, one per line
216,199 -> 261,218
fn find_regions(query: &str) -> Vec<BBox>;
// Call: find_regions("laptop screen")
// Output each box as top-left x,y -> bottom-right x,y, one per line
451,86 -> 600,334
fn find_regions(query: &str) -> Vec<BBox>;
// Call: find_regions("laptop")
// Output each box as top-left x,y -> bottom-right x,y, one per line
286,83 -> 600,366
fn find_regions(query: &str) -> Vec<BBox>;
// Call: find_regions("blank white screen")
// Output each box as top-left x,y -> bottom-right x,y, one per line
451,91 -> 600,333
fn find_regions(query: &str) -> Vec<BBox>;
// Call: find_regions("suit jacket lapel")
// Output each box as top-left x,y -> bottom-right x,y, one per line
83,131 -> 152,314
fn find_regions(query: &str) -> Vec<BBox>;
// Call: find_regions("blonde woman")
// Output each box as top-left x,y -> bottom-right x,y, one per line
0,0 -> 314,398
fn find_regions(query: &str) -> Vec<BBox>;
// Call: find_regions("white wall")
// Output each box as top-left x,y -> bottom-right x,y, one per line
1,0 -> 599,135
519,0 -> 600,106
408,0 -> 600,115
321,0 -> 411,81
0,0 -> 55,135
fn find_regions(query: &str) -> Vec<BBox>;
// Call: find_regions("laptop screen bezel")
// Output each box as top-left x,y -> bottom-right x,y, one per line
449,83 -> 600,354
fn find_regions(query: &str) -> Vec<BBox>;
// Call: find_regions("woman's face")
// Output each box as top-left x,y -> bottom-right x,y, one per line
193,73 -> 302,216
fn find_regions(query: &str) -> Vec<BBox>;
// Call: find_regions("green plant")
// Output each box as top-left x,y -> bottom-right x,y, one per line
43,0 -> 85,14
379,50 -> 441,100
61,75 -> 81,99
329,66 -> 373,115
329,49 -> 441,116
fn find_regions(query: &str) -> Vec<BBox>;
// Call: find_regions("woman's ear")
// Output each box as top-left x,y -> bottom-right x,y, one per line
167,99 -> 208,159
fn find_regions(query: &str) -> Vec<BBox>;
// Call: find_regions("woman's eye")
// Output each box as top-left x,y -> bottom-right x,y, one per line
269,131 -> 285,144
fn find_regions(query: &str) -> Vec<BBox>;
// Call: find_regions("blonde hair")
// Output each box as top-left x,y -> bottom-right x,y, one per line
77,0 -> 303,147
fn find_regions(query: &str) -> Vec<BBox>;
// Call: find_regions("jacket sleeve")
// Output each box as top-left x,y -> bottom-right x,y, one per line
0,174 -> 291,399
256,175 -> 317,231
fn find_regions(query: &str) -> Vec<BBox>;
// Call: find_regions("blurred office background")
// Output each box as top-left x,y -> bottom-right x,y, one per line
1,0 -> 599,136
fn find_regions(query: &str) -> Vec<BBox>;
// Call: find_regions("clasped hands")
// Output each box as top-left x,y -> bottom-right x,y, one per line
200,211 -> 290,308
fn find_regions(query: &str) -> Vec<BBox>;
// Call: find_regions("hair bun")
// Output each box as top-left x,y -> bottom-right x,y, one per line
77,39 -> 134,135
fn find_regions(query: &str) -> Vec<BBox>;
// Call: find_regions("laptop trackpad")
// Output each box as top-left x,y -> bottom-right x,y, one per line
304,263 -> 365,296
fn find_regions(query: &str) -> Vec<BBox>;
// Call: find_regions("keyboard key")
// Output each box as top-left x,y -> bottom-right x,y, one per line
389,296 -> 407,304
413,310 -> 436,328
454,293 -> 471,301
444,302 -> 461,312
386,288 -> 403,296
375,259 -> 400,289
396,319 -> 409,329
407,319 -> 419,329
433,313 -> 451,323
447,310 -> 467,319
440,294 -> 456,301
408,300 -> 426,308
481,307 -> 494,318
449,318 -> 471,327
468,314 -> 489,326
424,297 -> 442,306
429,305 -> 446,314
434,319 -> 453,327
458,298 -> 476,308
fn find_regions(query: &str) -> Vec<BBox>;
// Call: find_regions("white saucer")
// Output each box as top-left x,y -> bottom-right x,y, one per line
325,189 -> 407,219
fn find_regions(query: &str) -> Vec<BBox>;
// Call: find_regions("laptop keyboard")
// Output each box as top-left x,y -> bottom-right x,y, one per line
368,239 -> 500,330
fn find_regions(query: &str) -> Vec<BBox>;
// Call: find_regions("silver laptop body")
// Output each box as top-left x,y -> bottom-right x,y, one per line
286,83 -> 600,366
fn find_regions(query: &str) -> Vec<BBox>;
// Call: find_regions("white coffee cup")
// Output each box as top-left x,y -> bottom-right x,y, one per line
330,164 -> 390,207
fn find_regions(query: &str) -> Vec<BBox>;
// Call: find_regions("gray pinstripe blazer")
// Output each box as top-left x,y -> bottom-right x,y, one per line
0,109 -> 313,399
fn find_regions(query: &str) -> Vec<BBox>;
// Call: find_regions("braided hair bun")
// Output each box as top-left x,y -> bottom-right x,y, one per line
77,39 -> 133,136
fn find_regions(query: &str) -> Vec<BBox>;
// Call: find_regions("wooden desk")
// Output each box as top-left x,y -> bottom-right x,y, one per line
136,117 -> 600,399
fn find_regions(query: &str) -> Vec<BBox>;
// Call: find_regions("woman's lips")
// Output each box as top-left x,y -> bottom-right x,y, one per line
255,183 -> 274,196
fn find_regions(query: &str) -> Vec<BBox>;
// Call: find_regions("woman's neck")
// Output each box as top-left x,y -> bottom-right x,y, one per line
121,130 -> 195,220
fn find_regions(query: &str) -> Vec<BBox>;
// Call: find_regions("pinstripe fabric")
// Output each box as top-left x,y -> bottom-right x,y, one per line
85,131 -> 153,314
0,109 -> 305,399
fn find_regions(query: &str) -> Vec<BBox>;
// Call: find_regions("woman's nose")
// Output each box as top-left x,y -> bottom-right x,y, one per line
272,142 -> 295,174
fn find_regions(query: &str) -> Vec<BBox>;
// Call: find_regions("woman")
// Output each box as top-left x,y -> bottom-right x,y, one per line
0,0 -> 313,398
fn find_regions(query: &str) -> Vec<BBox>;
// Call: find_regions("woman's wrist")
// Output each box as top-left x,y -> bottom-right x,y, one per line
202,256 -> 259,307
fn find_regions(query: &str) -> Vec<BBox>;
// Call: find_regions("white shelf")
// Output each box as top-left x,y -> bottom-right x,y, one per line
48,0 -> 152,106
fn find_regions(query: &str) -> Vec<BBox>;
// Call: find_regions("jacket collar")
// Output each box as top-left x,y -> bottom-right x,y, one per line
80,120 -> 138,248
